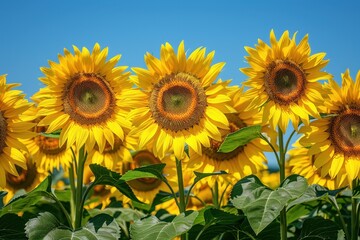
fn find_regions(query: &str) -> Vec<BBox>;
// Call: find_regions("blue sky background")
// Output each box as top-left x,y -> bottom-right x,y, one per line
1,1 -> 359,169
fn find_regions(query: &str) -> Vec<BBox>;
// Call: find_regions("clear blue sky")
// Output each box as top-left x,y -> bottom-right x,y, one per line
1,1 -> 359,169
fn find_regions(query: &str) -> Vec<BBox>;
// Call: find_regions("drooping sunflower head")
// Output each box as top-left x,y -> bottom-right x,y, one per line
130,42 -> 235,159
241,30 -> 331,132
36,43 -> 133,156
300,69 -> 360,185
0,75 -> 35,188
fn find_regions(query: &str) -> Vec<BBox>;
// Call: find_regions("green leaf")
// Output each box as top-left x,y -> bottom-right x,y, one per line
89,164 -> 140,203
0,176 -> 53,217
287,184 -> 345,209
25,212 -> 64,240
231,174 -> 308,235
130,211 -> 198,240
218,125 -> 262,153
40,129 -> 61,139
88,207 -> 146,222
120,163 -> 166,182
54,188 -> 72,202
299,216 -> 345,240
0,213 -> 26,239
25,212 -> 120,240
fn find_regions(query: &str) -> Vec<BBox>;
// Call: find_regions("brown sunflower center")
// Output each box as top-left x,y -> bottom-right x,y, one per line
63,73 -> 115,125
125,151 -> 162,191
35,126 -> 65,155
330,109 -> 360,155
0,111 -> 7,153
6,162 -> 37,190
149,72 -> 207,132
203,114 -> 247,161
265,60 -> 306,105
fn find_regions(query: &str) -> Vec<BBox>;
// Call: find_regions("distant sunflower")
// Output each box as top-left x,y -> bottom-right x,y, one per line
241,30 -> 331,132
188,87 -> 274,186
129,41 -> 235,159
23,106 -> 73,172
0,75 -> 35,188
288,141 -> 348,190
36,43 -> 133,156
300,69 -> 360,185
4,153 -> 46,204
121,150 -> 177,205
88,113 -> 136,170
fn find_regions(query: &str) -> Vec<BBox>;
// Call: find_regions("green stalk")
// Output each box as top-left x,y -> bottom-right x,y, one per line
176,158 -> 186,213
351,180 -> 359,240
74,146 -> 87,229
69,161 -> 76,229
278,127 -> 287,240
176,158 -> 186,240
212,180 -> 220,209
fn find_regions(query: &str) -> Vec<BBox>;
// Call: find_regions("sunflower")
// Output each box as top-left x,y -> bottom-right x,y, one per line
21,106 -> 73,172
36,43 -> 133,157
4,153 -> 46,204
241,30 -> 331,132
0,75 -> 35,188
129,41 -> 235,159
120,150 -> 178,205
87,114 -> 136,170
299,69 -> 360,186
188,87 -> 275,187
288,142 -> 348,190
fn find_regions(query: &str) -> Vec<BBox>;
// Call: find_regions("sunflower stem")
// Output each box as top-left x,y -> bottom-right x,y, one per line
74,146 -> 87,229
176,158 -> 186,213
212,180 -> 220,209
176,158 -> 187,240
278,127 -> 287,240
69,161 -> 77,229
351,179 -> 359,240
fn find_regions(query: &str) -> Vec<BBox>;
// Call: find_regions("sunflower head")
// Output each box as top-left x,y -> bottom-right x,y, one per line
4,153 -> 46,204
288,141 -> 348,190
241,30 -> 331,132
0,75 -> 35,188
36,43 -> 133,158
300,70 -> 360,185
130,42 -> 235,159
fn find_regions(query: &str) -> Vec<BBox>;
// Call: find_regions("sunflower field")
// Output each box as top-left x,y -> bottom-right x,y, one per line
0,30 -> 359,240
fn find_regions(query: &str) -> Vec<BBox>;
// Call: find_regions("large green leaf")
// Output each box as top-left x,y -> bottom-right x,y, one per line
89,164 -> 140,203
218,125 -> 262,153
25,212 -> 120,240
0,213 -> 26,240
0,176 -> 53,217
189,208 -> 243,240
130,211 -> 198,240
287,184 -> 345,209
299,216 -> 345,240
230,174 -> 308,235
